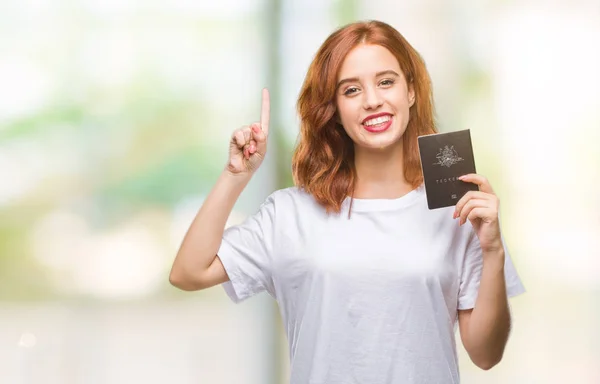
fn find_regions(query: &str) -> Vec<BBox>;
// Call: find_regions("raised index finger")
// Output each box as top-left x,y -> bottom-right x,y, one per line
260,88 -> 270,136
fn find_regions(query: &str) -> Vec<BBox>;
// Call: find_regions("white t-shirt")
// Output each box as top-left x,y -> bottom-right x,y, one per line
217,184 -> 525,384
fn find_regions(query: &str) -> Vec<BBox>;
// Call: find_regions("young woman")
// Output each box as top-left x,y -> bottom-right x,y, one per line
170,20 -> 525,383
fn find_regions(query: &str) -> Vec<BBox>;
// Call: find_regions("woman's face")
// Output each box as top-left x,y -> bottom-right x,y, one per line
335,44 -> 415,151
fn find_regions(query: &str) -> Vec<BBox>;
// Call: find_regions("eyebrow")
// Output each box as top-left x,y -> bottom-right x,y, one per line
336,70 -> 400,89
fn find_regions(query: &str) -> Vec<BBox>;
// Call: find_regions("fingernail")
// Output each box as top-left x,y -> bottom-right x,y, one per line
458,175 -> 465,180
252,124 -> 260,133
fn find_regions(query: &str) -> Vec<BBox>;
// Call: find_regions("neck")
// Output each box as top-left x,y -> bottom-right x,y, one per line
352,140 -> 414,199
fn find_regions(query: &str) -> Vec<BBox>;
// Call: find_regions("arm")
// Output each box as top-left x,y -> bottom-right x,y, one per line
169,171 -> 252,291
458,249 -> 510,370
454,173 -> 513,370
169,88 -> 271,291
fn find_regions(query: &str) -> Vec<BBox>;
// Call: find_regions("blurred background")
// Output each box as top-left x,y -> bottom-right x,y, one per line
1,0 -> 599,383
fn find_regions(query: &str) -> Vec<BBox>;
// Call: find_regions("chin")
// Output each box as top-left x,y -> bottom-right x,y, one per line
357,137 -> 402,151
355,129 -> 405,151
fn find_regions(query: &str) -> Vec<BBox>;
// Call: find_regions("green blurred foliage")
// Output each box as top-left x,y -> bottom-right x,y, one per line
0,81 -> 224,300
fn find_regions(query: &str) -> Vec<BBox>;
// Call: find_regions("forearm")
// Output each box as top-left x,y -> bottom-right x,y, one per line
466,250 -> 510,368
170,170 -> 252,284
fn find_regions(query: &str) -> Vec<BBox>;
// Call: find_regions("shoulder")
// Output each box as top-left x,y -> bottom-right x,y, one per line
266,186 -> 317,206
261,187 -> 325,221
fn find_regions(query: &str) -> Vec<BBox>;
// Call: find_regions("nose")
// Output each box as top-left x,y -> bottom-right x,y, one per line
362,86 -> 383,110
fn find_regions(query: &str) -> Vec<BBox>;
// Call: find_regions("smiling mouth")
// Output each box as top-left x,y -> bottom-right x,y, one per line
362,115 -> 393,132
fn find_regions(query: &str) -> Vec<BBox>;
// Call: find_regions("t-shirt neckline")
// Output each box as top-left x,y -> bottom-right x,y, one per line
343,183 -> 425,212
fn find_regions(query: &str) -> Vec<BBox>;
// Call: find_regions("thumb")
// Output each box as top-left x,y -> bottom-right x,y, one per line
251,123 -> 267,152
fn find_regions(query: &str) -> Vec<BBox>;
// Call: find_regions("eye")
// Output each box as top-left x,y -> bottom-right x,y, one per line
344,86 -> 360,95
380,79 -> 395,87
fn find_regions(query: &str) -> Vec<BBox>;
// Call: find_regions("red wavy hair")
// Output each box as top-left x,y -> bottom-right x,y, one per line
292,20 -> 437,214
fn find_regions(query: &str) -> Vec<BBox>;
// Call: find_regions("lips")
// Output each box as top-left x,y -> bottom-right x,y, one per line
362,113 -> 393,133
361,112 -> 392,125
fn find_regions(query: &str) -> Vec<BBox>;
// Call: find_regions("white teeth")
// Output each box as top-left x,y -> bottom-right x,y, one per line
364,115 -> 391,126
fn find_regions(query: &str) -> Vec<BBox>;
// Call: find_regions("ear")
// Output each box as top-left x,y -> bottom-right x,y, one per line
408,84 -> 415,107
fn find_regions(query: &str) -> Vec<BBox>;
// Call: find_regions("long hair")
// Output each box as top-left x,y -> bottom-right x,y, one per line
292,20 -> 437,214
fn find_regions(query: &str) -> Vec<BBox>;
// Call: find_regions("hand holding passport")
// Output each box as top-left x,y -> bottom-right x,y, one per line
417,129 -> 479,210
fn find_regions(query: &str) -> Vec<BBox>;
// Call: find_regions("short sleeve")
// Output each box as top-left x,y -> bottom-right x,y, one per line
217,194 -> 277,304
458,228 -> 526,310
